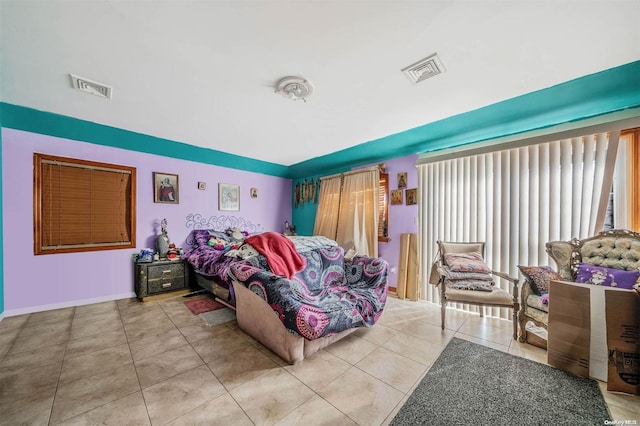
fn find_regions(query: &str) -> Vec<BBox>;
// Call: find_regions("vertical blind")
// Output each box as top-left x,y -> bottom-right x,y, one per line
418,131 -> 619,318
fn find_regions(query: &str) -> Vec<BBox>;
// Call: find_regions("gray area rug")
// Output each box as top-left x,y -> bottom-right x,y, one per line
391,337 -> 610,426
199,307 -> 236,327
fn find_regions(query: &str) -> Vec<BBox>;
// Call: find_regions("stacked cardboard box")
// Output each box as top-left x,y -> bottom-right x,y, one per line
547,280 -> 639,395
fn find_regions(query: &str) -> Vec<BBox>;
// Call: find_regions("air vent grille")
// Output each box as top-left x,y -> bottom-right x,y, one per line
401,53 -> 446,84
70,74 -> 113,99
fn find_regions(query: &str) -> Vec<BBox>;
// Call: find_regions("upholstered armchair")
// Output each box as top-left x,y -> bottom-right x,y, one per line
518,229 -> 640,348
433,241 -> 520,340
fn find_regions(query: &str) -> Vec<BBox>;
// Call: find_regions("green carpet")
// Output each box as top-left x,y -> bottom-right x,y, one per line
391,337 -> 611,425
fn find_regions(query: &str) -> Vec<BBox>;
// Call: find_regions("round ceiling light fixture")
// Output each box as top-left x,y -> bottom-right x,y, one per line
275,76 -> 313,102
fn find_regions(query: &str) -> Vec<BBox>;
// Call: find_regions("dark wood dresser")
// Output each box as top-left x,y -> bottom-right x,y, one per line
135,259 -> 190,301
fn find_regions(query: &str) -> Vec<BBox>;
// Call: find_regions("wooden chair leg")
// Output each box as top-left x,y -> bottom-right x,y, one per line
512,304 -> 519,340
479,306 -> 484,317
518,314 -> 527,343
441,301 -> 446,330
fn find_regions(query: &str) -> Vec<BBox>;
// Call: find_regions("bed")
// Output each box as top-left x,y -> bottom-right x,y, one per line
181,223 -> 389,364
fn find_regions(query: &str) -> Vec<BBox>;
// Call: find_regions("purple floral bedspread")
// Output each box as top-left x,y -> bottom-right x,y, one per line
181,230 -> 243,285
230,245 -> 389,340
182,229 -> 389,340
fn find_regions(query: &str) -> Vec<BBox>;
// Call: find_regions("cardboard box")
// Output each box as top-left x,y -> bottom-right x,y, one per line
605,289 -> 640,395
548,280 -> 640,394
547,280 -> 591,378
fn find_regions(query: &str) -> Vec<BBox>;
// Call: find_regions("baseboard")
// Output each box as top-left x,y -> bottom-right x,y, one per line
2,292 -> 137,317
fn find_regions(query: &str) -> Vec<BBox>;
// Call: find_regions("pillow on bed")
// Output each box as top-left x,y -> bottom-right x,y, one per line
444,252 -> 490,273
575,263 -> 640,289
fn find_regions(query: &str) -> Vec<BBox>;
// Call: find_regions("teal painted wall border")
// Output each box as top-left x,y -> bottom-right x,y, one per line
289,61 -> 640,178
3,61 -> 639,181
0,103 -> 290,178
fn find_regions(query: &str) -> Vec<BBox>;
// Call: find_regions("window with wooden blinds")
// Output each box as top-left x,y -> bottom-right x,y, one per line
378,173 -> 389,242
34,153 -> 136,255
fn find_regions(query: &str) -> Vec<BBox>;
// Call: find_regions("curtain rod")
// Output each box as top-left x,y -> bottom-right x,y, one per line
319,165 -> 381,181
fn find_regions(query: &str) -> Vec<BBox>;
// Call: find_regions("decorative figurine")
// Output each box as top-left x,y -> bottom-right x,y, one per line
155,218 -> 170,258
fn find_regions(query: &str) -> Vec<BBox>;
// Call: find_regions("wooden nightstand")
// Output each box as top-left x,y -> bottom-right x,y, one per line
135,259 -> 190,301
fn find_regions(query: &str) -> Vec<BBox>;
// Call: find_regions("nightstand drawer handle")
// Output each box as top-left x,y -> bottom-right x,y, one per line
162,270 -> 172,274
162,283 -> 172,288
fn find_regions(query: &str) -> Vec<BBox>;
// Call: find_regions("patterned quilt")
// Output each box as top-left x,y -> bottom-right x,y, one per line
183,230 -> 389,340
230,245 -> 389,340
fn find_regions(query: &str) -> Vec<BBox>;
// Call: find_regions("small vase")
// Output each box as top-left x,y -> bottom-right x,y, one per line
155,232 -> 170,258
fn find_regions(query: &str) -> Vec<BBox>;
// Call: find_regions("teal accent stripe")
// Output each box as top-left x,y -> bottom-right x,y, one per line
289,61 -> 640,178
0,103 -> 290,178
2,61 -> 639,181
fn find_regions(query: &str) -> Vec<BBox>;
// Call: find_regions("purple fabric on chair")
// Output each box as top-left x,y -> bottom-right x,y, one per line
575,263 -> 640,289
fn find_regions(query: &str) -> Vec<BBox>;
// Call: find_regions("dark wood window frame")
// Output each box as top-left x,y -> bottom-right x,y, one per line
378,172 -> 390,242
33,153 -> 136,255
622,128 -> 640,231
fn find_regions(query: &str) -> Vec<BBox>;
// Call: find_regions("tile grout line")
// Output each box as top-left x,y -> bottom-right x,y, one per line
47,306 -> 76,426
118,300 -> 154,426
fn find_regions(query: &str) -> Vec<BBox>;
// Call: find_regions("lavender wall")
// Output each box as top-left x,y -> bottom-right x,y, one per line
362,156 -> 419,289
2,128 -> 291,314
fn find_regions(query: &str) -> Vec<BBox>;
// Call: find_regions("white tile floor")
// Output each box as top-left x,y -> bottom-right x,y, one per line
0,294 -> 638,425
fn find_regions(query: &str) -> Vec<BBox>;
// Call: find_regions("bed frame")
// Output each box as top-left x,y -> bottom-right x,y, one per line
184,215 -> 355,364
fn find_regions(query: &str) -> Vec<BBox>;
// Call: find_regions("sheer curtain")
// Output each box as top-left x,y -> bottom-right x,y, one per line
418,131 -> 619,318
336,169 -> 379,257
313,168 -> 379,257
314,175 -> 342,241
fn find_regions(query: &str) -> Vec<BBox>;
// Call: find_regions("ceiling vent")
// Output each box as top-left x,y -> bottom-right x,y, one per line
401,53 -> 446,84
70,74 -> 113,99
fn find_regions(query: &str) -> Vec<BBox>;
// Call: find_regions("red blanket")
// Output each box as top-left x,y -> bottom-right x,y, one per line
245,232 -> 306,279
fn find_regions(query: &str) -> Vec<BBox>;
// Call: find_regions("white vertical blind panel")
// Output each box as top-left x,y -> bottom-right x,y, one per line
548,142 -> 561,241
524,145 -> 540,265
571,137 -> 583,238
536,143 -> 551,256
613,136 -> 631,229
518,147 -> 529,266
591,133 -> 608,232
419,131 -> 616,321
581,135 -> 596,237
560,140 -> 573,240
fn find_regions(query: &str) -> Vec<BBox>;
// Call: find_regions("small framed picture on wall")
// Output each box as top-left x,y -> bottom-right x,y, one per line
391,189 -> 403,205
406,188 -> 417,205
397,172 -> 408,189
154,172 -> 179,204
219,183 -> 240,211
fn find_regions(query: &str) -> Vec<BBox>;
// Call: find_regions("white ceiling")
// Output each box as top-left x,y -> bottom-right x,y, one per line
1,1 -> 639,166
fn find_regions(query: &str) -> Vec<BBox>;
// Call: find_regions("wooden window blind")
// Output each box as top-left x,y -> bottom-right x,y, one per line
34,153 -> 136,255
378,173 -> 389,242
